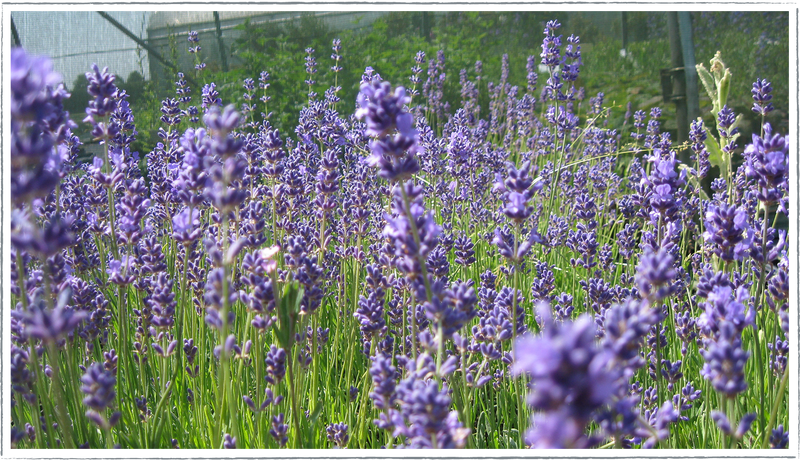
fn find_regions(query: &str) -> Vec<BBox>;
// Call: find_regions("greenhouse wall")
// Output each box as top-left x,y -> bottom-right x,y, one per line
10,11 -> 151,88
145,11 -> 396,85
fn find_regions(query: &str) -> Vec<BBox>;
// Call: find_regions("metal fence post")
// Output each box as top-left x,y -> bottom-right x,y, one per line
213,12 -> 229,72
97,11 -> 200,88
667,12 -> 690,164
678,12 -> 700,124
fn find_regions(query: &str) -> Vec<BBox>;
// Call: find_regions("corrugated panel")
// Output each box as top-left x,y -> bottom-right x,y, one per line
10,11 -> 151,88
147,11 -> 388,40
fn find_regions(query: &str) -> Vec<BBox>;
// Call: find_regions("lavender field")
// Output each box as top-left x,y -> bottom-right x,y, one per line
9,17 -> 790,449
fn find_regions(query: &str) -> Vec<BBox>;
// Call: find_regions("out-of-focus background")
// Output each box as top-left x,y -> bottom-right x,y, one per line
10,10 -> 789,157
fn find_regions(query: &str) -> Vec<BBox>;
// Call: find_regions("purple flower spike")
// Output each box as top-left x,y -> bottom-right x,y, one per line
635,247 -> 677,301
172,207 -> 203,243
10,48 -> 70,206
751,78 -> 774,115
326,423 -> 349,448
16,288 -> 86,343
204,104 -> 241,134
356,80 -> 421,183
81,362 -> 116,413
700,322 -> 750,397
703,202 -> 754,262
356,81 -> 412,138
744,123 -> 788,204
513,303 -> 619,448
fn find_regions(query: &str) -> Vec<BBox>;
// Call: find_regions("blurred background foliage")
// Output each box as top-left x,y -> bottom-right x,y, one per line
112,11 -> 788,158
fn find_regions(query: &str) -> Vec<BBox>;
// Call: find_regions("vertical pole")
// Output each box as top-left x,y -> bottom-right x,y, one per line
214,12 -> 229,72
621,12 -> 629,50
667,12 -> 690,162
11,15 -> 21,47
678,12 -> 701,123
97,12 -> 199,88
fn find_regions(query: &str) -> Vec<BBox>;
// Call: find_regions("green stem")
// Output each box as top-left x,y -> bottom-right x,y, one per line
752,194 -> 770,432
46,342 -> 75,448
29,349 -> 54,448
286,352 -> 302,448
214,216 -> 231,447
727,397 -> 735,449
15,251 -> 29,310
761,365 -> 788,449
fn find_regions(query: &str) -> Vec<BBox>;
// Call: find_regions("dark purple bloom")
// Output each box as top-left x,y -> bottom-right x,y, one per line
264,345 -> 286,385
83,64 -> 120,143
172,207 -> 203,243
10,427 -> 26,447
744,123 -> 788,204
700,322 -> 749,397
81,362 -> 120,429
493,226 -> 542,264
540,20 -> 562,68
354,291 -> 387,342
689,118 -> 710,178
11,210 -> 75,258
453,233 -> 476,266
711,411 -> 755,439
390,354 -> 470,448
703,202 -> 753,262
356,81 -> 412,138
10,344 -> 36,403
697,285 -> 754,337
383,182 -> 440,276
717,105 -> 738,138
513,304 -> 618,447
603,298 -> 662,374
222,433 -> 236,449
116,178 -> 150,246
15,289 -> 86,343
369,353 -> 398,411
148,273 -> 177,329
107,256 -> 136,285
270,413 -> 289,446
770,425 -> 789,449
641,401 -> 679,448
502,191 -> 534,223
326,422 -> 349,448
356,81 -> 420,183
635,247 -> 677,301
10,48 -> 69,205
201,83 -> 222,110
751,78 -> 774,115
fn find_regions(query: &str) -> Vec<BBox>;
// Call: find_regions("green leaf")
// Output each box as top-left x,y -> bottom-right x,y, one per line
717,68 -> 731,110
276,282 -> 303,350
704,135 -> 724,170
696,64 -> 716,110
308,402 -> 324,425
704,128 -> 725,173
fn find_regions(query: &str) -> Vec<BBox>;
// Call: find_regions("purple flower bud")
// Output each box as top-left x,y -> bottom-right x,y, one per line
712,410 -> 732,435
242,395 -> 256,411
222,433 -> 236,449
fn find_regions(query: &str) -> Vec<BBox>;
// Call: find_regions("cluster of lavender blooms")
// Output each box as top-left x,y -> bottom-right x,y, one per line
9,19 -> 789,450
